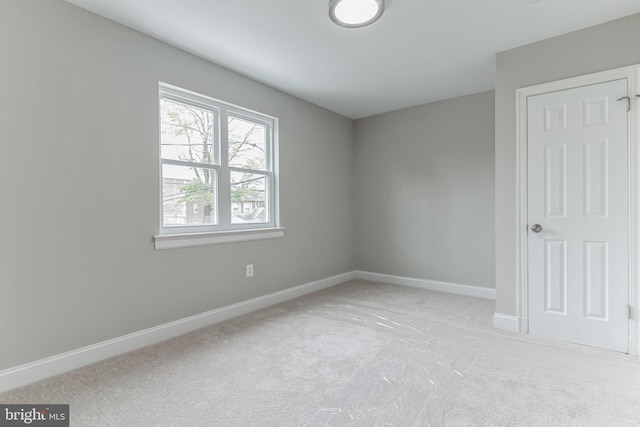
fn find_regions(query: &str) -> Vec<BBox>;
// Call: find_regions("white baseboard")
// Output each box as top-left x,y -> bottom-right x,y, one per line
353,270 -> 496,300
0,270 -> 495,394
0,272 -> 356,394
493,313 -> 521,332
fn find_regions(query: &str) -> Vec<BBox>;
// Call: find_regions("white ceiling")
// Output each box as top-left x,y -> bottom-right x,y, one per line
66,0 -> 640,119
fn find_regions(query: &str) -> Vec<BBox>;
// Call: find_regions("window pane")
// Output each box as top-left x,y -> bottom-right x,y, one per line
162,164 -> 216,226
230,171 -> 267,224
228,116 -> 266,171
161,98 -> 215,164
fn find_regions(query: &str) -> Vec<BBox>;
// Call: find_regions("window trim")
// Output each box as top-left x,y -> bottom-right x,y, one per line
154,227 -> 285,250
155,83 -> 282,248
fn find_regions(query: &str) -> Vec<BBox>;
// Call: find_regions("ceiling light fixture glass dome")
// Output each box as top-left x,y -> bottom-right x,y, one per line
329,0 -> 385,28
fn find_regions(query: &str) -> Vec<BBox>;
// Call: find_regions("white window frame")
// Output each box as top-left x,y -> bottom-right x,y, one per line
154,83 -> 283,250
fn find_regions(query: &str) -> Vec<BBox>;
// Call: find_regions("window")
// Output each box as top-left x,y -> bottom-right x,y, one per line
156,83 -> 281,248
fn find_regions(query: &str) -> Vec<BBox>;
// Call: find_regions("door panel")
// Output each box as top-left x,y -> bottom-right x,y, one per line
544,239 -> 566,314
584,241 -> 607,319
544,143 -> 566,218
527,78 -> 629,353
584,139 -> 608,217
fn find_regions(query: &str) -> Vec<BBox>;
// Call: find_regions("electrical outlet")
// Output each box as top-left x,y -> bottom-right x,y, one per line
246,264 -> 254,278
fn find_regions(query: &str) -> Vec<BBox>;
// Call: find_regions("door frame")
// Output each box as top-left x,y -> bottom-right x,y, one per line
515,64 -> 640,355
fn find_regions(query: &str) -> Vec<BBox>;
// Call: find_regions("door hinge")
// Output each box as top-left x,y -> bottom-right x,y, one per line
627,305 -> 632,320
617,96 -> 631,112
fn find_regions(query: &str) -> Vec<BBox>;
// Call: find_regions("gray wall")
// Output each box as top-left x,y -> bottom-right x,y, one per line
354,92 -> 495,288
0,0 -> 355,371
495,13 -> 640,316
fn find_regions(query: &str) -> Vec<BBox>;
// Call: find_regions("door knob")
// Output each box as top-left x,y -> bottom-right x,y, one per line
531,224 -> 542,233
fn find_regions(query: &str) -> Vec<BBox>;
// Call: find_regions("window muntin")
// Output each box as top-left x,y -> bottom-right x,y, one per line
159,84 -> 277,234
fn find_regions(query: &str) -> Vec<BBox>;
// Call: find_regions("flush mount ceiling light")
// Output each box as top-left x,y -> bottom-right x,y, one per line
329,0 -> 385,28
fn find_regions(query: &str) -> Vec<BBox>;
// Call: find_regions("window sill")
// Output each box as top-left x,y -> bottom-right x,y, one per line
153,227 -> 285,250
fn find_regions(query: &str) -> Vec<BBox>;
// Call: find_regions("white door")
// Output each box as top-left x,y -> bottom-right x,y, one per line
527,78 -> 629,353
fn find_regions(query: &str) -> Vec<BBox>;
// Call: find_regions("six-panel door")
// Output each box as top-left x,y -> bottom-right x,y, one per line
527,78 -> 629,353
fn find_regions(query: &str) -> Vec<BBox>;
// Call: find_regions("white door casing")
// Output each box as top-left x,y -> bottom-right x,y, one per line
514,65 -> 640,355
527,79 -> 628,352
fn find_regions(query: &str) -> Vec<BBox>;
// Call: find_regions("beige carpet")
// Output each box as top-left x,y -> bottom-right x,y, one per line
1,280 -> 640,426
